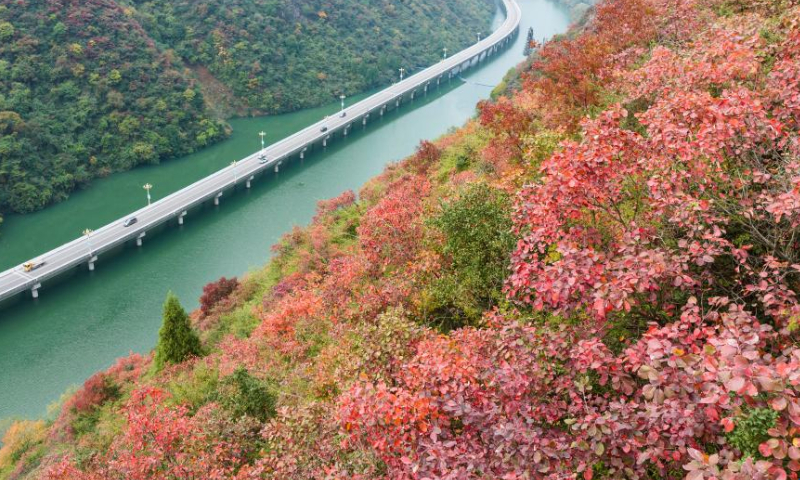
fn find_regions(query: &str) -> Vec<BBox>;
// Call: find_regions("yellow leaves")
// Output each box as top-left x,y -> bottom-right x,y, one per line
0,420 -> 46,468
317,11 -> 328,19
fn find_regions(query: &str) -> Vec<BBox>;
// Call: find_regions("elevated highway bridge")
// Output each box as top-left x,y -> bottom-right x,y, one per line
0,0 -> 521,303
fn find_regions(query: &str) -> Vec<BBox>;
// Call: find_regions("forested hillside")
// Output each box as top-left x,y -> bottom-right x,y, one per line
6,0 -> 800,479
0,0 -> 494,224
131,0 -> 497,115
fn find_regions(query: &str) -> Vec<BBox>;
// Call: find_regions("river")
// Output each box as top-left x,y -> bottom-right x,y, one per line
0,0 -> 569,421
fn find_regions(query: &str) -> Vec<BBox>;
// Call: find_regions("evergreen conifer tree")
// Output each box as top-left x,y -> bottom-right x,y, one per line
155,292 -> 202,369
524,27 -> 535,55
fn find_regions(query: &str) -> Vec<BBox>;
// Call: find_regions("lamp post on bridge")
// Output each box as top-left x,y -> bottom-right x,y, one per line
231,160 -> 238,183
259,131 -> 266,152
143,183 -> 153,206
82,228 -> 94,255
477,32 -> 481,43
399,67 -> 405,82
340,94 -> 346,112
443,47 -> 448,60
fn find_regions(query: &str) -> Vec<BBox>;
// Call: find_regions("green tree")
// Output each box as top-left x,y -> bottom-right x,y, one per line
155,292 -> 202,369
425,183 -> 515,327
217,367 -> 276,422
0,22 -> 14,40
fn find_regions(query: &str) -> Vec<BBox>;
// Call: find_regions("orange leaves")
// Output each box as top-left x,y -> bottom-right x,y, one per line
357,174 -> 430,269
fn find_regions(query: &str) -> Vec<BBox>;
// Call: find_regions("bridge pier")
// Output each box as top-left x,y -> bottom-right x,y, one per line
437,76 -> 441,85
362,114 -> 369,126
214,192 -> 223,206
300,147 -> 307,159
380,105 -> 387,116
88,255 -> 98,271
395,98 -> 400,108
410,90 -> 416,100
178,210 -> 187,225
136,232 -> 146,247
31,283 -> 41,299
323,135 -> 330,147
274,160 -> 282,173
246,175 -> 254,189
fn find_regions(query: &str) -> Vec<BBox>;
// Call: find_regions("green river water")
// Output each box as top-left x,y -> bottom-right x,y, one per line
0,0 -> 569,421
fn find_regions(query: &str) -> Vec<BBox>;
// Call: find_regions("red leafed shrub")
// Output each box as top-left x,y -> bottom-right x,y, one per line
199,276 -> 239,317
48,387 -> 252,479
357,175 -> 430,269
507,13 -> 800,326
478,96 -> 534,160
341,302 -> 800,479
59,353 -> 145,422
313,189 -> 356,223
406,140 -> 442,175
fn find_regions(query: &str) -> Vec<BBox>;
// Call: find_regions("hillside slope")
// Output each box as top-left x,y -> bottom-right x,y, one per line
0,0 -> 494,223
4,0 -> 800,479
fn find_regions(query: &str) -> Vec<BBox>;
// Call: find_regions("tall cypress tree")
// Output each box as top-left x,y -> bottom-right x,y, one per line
155,292 -> 202,369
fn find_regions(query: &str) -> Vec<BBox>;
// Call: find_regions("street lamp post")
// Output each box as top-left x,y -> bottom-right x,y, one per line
443,47 -> 448,60
259,131 -> 266,152
143,183 -> 152,206
477,32 -> 481,43
399,67 -> 406,82
231,160 -> 238,183
340,94 -> 346,112
82,228 -> 94,255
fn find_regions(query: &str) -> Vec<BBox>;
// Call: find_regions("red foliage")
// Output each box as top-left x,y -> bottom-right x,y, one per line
199,276 -> 239,317
313,189 -> 356,223
478,97 -> 533,160
406,140 -> 442,175
357,175 -> 430,269
48,387 -> 250,479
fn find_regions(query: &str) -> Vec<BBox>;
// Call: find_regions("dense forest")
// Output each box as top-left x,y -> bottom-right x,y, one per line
0,0 -> 495,225
132,0 -> 498,115
8,0 -> 800,478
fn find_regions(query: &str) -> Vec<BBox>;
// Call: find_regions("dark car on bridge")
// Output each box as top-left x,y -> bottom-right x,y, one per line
123,217 -> 138,227
320,126 -> 328,132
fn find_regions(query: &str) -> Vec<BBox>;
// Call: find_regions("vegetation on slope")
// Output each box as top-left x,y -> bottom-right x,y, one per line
0,0 -> 495,225
5,0 -> 800,478
0,0 -> 226,215
131,0 -> 497,114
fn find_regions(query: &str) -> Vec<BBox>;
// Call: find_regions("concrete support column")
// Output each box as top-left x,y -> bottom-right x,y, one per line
274,160 -> 282,173
31,283 -> 41,299
437,76 -> 441,85
214,192 -> 223,206
88,255 -> 98,271
380,105 -> 386,116
410,91 -> 416,100
136,232 -> 146,247
323,135 -> 330,147
178,210 -> 187,225
300,147 -> 307,159
344,125 -> 350,136
362,114 -> 369,126
246,175 -> 254,189
395,98 -> 400,108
